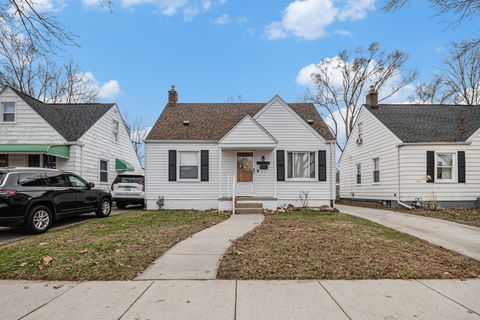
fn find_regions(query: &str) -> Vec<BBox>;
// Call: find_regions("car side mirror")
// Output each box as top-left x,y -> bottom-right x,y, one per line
87,182 -> 95,189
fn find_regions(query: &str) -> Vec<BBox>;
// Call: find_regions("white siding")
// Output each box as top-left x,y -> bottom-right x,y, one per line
145,143 -> 219,210
0,87 -> 66,144
339,107 -> 402,201
220,149 -> 275,198
398,137 -> 480,202
145,97 -> 336,210
256,99 -> 334,205
220,116 -> 275,146
77,106 -> 142,189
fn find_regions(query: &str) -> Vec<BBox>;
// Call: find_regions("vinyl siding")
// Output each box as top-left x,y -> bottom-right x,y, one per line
220,116 -> 275,146
77,106 -> 142,189
255,99 -> 334,205
339,107 -> 402,200
145,98 -> 336,210
398,135 -> 480,202
145,143 -> 219,209
0,87 -> 66,144
340,107 -> 480,204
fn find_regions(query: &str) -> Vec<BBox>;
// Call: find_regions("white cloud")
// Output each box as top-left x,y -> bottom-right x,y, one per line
83,72 -> 122,100
10,0 -> 65,13
201,0 -> 211,11
213,13 -> 232,25
334,29 -> 352,36
118,0 -> 225,19
266,0 -> 375,40
265,21 -> 288,39
337,0 -> 375,21
99,80 -> 122,99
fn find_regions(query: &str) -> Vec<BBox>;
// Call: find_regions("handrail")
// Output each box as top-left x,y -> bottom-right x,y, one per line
232,173 -> 236,215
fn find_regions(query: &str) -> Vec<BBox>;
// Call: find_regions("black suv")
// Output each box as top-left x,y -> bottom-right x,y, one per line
0,167 -> 112,234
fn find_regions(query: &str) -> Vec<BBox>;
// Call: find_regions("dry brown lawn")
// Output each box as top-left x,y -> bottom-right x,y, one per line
217,212 -> 480,280
0,210 -> 227,281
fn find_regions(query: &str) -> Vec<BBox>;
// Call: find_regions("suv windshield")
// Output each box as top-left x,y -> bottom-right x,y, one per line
113,175 -> 144,184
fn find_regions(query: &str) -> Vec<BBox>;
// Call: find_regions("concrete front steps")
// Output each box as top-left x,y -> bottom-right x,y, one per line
235,196 -> 265,214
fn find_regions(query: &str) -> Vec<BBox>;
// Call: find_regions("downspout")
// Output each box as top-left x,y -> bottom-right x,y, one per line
396,145 -> 412,210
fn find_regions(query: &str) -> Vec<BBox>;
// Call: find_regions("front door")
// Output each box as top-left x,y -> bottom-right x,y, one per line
236,152 -> 254,195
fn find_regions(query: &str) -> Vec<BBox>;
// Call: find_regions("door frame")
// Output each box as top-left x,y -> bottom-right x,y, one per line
235,151 -> 255,196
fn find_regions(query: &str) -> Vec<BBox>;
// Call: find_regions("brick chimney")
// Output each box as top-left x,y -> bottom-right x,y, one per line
366,85 -> 378,109
168,85 -> 178,106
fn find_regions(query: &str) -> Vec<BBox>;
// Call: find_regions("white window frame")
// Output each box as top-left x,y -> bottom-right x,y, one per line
372,157 -> 380,184
1,102 -> 16,123
177,150 -> 200,182
435,152 -> 456,183
356,163 -> 362,185
100,159 -> 109,183
112,120 -> 119,143
286,151 -> 316,181
358,122 -> 363,140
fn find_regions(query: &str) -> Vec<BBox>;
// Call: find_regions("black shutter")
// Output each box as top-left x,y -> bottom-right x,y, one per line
458,151 -> 466,183
318,150 -> 327,181
201,150 -> 209,182
277,150 -> 285,181
168,150 -> 176,181
426,151 -> 435,183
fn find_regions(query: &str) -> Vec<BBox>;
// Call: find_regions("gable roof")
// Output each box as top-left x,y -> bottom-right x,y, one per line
219,114 -> 278,145
8,86 -> 115,141
366,104 -> 480,143
146,100 -> 335,141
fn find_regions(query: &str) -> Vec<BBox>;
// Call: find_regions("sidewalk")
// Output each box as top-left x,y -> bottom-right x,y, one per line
2,279 -> 479,320
136,214 -> 264,280
336,204 -> 480,261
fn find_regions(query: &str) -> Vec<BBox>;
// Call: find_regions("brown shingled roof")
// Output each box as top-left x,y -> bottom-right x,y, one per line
146,101 -> 335,141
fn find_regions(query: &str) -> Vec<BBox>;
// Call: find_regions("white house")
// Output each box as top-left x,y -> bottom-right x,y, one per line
0,86 -> 142,188
144,86 -> 336,212
339,89 -> 480,209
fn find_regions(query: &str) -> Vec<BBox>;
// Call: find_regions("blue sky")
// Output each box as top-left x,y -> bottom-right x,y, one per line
53,0 -> 479,126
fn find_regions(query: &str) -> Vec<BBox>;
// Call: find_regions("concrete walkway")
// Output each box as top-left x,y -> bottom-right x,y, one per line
336,204 -> 480,261
136,214 -> 264,280
2,279 -> 479,320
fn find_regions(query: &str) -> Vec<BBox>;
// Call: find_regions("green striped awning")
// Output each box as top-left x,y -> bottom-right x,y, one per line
0,144 -> 70,159
116,158 -> 135,171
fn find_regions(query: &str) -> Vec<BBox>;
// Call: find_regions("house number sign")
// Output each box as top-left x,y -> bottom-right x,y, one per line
256,161 -> 270,170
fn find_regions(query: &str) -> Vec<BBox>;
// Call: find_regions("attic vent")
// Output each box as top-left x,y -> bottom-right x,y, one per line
307,119 -> 314,125
182,120 -> 190,126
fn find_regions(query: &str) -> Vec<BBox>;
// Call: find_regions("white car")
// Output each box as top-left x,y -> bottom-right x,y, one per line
111,174 -> 145,209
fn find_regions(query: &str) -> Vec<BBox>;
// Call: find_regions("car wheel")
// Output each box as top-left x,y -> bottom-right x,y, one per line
116,201 -> 127,209
25,206 -> 53,234
96,198 -> 112,218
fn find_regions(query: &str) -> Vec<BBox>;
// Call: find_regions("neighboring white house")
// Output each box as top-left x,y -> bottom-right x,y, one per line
339,89 -> 480,209
0,86 -> 142,189
144,86 -> 336,211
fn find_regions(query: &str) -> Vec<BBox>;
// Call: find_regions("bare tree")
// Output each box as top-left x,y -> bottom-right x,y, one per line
0,0 -> 112,52
124,114 -> 149,165
410,45 -> 480,105
0,32 -> 98,102
383,0 -> 480,54
306,42 -> 417,152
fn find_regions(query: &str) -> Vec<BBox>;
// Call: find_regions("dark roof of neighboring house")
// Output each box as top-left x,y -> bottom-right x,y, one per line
366,104 -> 480,143
8,86 -> 115,141
146,101 -> 335,141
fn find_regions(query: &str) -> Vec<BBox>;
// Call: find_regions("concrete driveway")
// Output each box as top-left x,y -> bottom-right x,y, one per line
336,204 -> 480,261
0,206 -> 139,246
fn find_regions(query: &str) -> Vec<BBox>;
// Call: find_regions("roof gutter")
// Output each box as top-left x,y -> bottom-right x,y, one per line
398,141 -> 470,146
